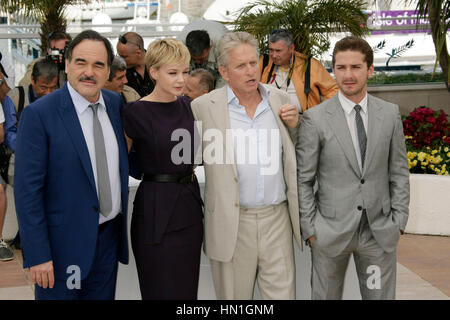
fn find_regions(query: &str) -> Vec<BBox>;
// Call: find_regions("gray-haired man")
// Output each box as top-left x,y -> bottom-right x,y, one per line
103,55 -> 140,103
183,68 -> 214,100
191,31 -> 302,300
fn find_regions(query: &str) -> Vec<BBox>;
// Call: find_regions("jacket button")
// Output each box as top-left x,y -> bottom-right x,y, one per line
235,203 -> 239,207
357,206 -> 363,211
93,206 -> 98,212
361,179 -> 365,184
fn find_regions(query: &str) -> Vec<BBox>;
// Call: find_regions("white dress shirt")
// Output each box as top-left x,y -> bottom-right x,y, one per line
227,84 -> 287,207
68,82 -> 121,224
338,90 -> 368,173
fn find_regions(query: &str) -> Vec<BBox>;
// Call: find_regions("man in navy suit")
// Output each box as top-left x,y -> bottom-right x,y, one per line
14,30 -> 129,300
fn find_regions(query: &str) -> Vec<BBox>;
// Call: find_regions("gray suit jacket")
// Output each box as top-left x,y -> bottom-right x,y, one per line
296,94 -> 409,257
192,84 -> 302,262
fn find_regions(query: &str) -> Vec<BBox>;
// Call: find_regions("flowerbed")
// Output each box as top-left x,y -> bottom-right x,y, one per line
403,106 -> 450,175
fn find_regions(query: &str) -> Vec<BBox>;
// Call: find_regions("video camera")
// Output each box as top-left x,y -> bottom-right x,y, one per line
46,41 -> 70,71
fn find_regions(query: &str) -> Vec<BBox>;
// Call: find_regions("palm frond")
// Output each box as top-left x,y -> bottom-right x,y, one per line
0,0 -> 81,52
233,0 -> 368,57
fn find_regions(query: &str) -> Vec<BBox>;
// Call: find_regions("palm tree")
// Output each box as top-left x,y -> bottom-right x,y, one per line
411,0 -> 449,92
233,0 -> 369,58
0,0 -> 81,54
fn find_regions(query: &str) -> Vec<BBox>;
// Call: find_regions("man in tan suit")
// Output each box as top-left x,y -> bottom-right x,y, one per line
191,32 -> 302,299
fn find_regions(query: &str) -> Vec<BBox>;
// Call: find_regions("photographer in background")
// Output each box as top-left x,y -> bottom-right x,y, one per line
19,31 -> 72,88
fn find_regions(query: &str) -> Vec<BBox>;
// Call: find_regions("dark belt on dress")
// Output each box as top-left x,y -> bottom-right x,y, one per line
142,172 -> 196,183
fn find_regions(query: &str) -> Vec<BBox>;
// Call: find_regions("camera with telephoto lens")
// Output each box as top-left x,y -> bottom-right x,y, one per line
46,41 -> 69,71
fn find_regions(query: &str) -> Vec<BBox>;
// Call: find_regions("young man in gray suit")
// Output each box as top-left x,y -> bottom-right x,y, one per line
297,36 -> 409,300
191,31 -> 302,299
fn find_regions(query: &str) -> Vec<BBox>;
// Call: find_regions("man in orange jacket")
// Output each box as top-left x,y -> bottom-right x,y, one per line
260,29 -> 338,112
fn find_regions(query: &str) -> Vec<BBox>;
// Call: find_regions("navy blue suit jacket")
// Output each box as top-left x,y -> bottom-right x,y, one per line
14,83 -> 129,280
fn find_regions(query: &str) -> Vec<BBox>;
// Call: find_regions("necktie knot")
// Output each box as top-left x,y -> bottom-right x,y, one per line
354,104 -> 362,113
89,103 -> 100,114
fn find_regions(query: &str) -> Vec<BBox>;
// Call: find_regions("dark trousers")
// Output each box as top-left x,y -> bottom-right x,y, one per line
35,216 -> 120,300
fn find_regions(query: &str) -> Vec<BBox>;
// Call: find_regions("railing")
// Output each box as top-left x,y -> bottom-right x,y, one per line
0,21 -> 193,84
0,12 -> 441,85
0,22 -> 189,39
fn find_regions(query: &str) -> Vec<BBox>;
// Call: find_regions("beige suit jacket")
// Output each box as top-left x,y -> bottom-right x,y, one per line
191,84 -> 302,262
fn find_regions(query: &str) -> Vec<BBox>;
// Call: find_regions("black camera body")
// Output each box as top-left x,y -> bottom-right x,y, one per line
46,42 -> 69,71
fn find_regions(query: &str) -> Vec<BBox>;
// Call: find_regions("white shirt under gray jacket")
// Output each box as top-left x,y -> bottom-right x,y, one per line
296,92 -> 409,300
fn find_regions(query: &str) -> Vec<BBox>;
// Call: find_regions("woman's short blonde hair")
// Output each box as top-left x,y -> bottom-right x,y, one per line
145,38 -> 191,70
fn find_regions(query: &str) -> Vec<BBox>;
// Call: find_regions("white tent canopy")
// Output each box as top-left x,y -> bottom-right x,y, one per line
203,0 -> 263,23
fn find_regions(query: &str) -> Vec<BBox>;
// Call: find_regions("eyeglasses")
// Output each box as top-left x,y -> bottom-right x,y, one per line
119,34 -> 142,50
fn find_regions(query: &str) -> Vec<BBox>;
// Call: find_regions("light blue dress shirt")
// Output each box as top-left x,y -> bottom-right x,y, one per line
68,83 -> 121,224
227,84 -> 287,208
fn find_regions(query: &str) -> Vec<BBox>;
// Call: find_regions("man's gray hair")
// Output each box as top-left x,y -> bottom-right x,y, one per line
268,29 -> 294,47
109,55 -> 127,81
217,32 -> 259,68
190,68 -> 214,92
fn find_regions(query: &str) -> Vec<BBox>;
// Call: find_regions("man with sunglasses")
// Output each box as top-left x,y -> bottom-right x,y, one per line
260,29 -> 338,113
116,32 -> 154,97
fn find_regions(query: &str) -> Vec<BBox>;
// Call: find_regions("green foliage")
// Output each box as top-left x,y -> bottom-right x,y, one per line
0,0 -> 80,53
409,0 -> 450,89
233,0 -> 369,57
368,72 -> 446,85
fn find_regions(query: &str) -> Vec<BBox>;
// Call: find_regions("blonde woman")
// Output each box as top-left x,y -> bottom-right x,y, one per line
122,39 -> 203,299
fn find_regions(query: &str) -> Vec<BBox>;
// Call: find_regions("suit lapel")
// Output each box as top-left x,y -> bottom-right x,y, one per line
363,95 -> 383,174
57,84 -> 96,192
268,90 -> 297,197
208,87 -> 237,177
208,87 -> 230,138
104,91 -> 128,211
103,91 -> 125,160
326,95 -> 362,177
268,91 -> 291,152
